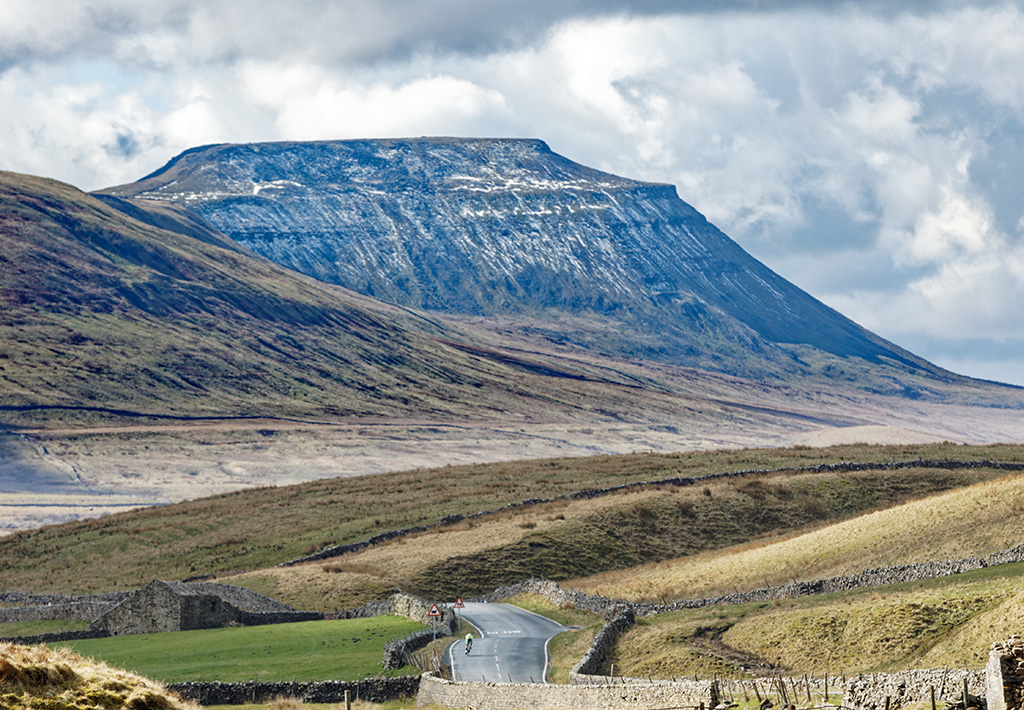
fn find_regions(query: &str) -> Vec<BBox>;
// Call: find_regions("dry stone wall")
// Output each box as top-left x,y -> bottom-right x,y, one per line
170,676 -> 420,705
345,591 -> 456,632
0,629 -> 108,645
0,601 -> 116,624
988,636 -> 1024,710
569,608 -> 635,679
842,669 -> 985,710
357,592 -> 456,670
0,591 -> 128,606
185,582 -> 300,613
417,672 -> 715,710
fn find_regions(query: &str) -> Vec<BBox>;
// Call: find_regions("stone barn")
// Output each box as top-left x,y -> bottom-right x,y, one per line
89,579 -> 321,636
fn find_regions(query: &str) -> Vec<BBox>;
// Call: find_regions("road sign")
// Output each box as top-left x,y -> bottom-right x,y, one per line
454,598 -> 465,608
427,603 -> 442,618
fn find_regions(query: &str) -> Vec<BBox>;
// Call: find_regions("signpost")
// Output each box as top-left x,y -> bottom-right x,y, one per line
428,603 -> 442,643
454,597 -> 465,633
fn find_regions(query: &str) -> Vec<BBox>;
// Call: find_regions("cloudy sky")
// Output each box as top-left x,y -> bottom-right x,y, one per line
4,1 -> 1024,385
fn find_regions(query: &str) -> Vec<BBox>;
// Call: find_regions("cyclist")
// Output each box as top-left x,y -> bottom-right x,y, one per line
465,632 -> 473,654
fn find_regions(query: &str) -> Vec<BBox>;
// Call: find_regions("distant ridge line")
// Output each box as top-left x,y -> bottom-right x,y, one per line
278,458 -> 1024,567
0,405 -> 332,425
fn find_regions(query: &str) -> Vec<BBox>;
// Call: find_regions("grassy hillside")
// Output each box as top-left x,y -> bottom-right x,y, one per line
0,169 -> 705,428
228,462 -> 1009,610
571,471 -> 1024,600
3,442 -> 1019,603
602,562 -> 1024,678
575,473 -> 1024,678
0,440 -> 1015,594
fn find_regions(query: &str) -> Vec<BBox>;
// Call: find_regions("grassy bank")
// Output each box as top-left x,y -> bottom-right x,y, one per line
0,619 -> 87,638
0,641 -> 200,710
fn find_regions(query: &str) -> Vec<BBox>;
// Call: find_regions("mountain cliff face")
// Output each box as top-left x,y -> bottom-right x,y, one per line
101,138 -> 944,382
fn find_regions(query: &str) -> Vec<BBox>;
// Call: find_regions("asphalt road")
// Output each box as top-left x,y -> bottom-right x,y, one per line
446,601 -> 569,683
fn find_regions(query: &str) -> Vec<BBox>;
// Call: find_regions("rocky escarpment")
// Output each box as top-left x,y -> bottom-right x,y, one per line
100,138 -> 953,385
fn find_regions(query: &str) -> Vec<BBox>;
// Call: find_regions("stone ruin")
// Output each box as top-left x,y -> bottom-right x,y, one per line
88,579 -> 322,635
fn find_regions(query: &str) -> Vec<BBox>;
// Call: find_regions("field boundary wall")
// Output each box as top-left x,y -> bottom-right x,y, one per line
416,672 -> 715,709
169,676 -> 420,705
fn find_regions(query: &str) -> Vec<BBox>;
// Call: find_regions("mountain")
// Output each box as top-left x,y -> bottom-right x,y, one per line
1,169 -> 684,427
99,137 -> 951,387
4,163 -> 1024,534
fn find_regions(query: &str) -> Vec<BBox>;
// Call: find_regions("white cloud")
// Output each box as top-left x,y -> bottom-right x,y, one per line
4,1 -> 1024,383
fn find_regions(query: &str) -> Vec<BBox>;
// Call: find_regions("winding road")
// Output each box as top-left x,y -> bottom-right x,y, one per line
446,602 -> 569,683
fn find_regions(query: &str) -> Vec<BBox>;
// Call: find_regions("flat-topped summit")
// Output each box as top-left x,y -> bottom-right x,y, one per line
102,138 -> 945,385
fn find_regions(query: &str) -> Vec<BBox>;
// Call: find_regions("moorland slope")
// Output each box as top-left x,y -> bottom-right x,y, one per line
100,138 -> 983,396
2,442 -> 1021,603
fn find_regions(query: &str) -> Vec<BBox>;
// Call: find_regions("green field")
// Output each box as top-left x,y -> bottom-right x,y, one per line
50,617 -> 429,683
0,619 -> 87,637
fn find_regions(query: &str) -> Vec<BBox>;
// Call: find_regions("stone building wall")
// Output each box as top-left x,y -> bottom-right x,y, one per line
88,580 -> 322,636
